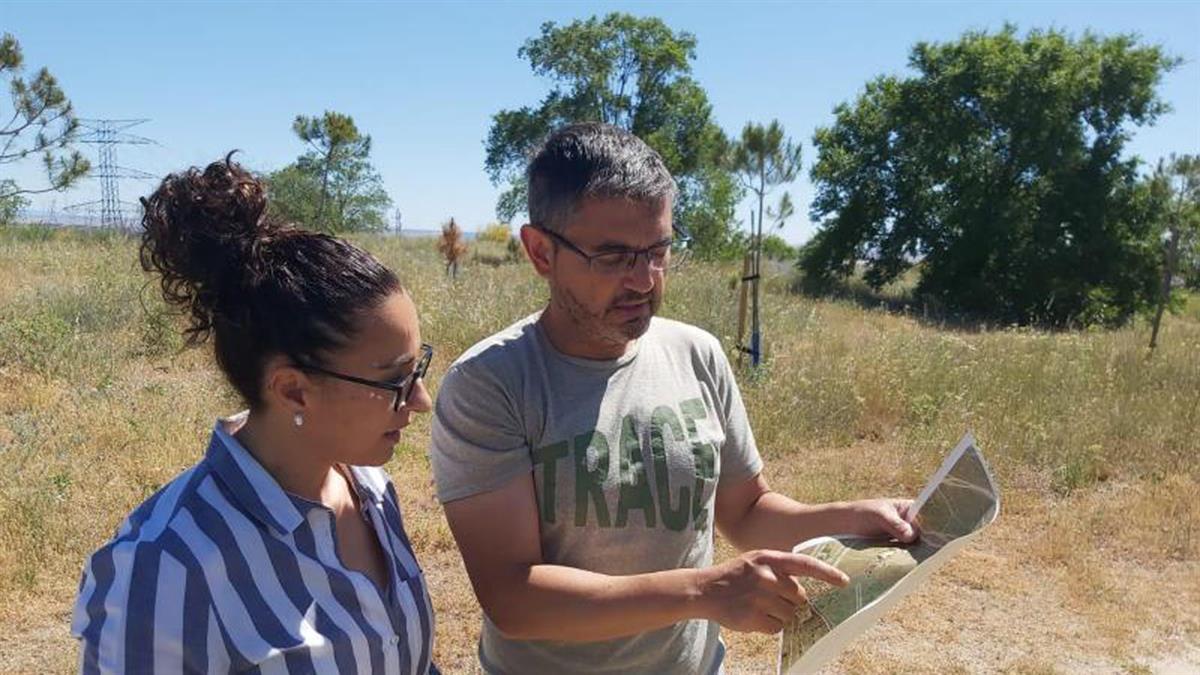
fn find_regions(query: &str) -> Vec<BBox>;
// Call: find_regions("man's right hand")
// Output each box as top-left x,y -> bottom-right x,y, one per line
695,550 -> 849,634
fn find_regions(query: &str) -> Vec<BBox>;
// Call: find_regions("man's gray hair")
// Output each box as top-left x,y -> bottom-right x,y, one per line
527,122 -> 677,233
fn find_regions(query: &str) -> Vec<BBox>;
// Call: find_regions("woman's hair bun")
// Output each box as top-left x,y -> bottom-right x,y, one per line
138,152 -> 402,407
139,151 -> 277,344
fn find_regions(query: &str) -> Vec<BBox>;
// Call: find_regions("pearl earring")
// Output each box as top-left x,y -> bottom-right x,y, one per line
293,412 -> 304,427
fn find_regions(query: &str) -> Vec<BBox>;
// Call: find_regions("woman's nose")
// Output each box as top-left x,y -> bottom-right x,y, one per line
405,379 -> 433,414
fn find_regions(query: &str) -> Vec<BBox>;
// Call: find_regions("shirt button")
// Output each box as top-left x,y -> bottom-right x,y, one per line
390,635 -> 400,646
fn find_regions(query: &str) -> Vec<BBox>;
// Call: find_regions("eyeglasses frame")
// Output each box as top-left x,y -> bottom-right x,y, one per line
531,224 -> 692,273
294,343 -> 433,412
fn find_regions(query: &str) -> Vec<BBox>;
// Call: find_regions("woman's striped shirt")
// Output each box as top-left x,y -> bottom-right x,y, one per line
71,413 -> 436,674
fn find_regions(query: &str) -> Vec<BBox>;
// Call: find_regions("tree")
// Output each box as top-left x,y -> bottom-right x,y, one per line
767,192 -> 795,232
268,110 -> 391,233
477,222 -> 513,245
729,120 -> 802,367
1171,157 -> 1200,289
0,33 -> 89,208
1186,228 -> 1200,290
438,218 -> 469,278
1148,154 -> 1200,348
760,234 -> 796,261
731,120 -> 802,248
800,26 -> 1179,327
484,13 -> 742,258
264,164 -> 320,227
683,165 -> 746,261
0,188 -> 25,225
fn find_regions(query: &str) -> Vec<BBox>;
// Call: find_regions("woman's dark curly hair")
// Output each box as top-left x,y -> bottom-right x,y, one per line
139,152 -> 401,407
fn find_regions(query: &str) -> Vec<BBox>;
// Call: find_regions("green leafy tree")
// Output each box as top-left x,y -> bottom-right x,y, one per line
683,164 -> 746,261
729,120 -> 801,367
1186,230 -> 1200,290
800,26 -> 1179,327
269,111 -> 390,232
760,234 -> 796,261
0,187 -> 26,225
1148,154 -> 1200,347
767,192 -> 795,232
0,33 -> 89,211
1159,156 -> 1200,290
731,120 -> 802,246
484,13 -> 742,258
265,164 -> 320,228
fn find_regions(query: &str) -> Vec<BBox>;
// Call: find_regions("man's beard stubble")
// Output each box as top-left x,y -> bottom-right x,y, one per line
554,285 -> 659,348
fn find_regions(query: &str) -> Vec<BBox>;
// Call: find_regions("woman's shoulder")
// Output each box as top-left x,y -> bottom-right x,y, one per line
72,462 -> 215,640
82,462 -> 213,565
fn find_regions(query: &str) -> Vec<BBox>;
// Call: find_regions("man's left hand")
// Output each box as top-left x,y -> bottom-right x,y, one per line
838,499 -> 918,543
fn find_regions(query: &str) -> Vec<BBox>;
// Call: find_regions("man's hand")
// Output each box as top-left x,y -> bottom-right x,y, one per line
838,498 -> 918,543
716,474 -> 922,553
696,550 -> 849,634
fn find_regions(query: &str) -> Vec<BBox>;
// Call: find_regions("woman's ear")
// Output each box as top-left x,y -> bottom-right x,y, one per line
262,355 -> 312,415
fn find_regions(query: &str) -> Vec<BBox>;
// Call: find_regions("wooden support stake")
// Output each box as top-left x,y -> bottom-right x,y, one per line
737,253 -> 751,368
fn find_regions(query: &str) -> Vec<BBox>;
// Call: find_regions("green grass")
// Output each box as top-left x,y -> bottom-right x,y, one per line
1182,290 -> 1200,323
1,223 -> 1197,672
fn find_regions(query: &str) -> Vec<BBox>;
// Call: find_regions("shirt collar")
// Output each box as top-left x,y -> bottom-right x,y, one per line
345,465 -> 388,506
205,412 -> 307,536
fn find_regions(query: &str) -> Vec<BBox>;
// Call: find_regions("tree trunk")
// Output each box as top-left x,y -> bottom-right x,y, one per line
1149,226 -> 1180,351
737,253 -> 751,368
315,147 -> 334,231
751,169 -> 766,368
750,208 -> 762,368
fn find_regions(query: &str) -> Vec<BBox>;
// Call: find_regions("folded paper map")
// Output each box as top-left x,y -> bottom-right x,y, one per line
777,433 -> 999,674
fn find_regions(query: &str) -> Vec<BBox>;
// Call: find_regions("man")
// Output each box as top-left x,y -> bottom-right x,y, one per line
430,122 -> 915,674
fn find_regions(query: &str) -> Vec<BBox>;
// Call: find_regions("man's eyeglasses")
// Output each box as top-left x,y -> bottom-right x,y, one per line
295,344 -> 433,412
534,225 -> 692,275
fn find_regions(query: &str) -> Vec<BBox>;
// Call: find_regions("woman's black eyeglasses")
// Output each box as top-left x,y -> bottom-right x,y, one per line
295,344 -> 433,412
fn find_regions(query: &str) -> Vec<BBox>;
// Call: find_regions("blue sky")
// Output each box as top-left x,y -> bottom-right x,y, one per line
4,0 -> 1198,243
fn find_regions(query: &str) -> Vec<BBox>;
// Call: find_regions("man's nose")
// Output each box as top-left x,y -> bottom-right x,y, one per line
623,253 -> 656,293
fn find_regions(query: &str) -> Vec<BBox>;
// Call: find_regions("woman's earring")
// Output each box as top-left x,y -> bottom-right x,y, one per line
293,412 -> 304,427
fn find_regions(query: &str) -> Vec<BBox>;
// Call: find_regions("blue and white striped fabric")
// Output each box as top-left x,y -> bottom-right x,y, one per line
71,413 -> 436,674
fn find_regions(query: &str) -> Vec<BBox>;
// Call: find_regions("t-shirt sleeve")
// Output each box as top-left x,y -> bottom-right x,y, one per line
430,360 -> 533,503
709,337 -> 763,486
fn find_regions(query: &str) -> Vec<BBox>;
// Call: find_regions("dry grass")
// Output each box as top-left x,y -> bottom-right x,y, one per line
1,224 -> 1197,673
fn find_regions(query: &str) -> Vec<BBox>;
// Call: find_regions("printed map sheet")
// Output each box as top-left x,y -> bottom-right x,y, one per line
777,433 -> 999,674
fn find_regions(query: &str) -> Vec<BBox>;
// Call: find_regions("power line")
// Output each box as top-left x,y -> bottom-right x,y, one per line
66,119 -> 156,230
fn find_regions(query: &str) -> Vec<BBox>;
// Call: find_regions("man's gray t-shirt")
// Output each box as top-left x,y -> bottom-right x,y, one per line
431,313 -> 763,674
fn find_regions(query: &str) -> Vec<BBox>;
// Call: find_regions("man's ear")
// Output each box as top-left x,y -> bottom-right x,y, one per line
520,225 -> 554,279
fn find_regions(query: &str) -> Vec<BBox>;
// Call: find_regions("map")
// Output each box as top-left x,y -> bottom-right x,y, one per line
778,433 -> 1000,674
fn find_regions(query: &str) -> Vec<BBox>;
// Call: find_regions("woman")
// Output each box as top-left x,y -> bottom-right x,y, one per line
71,155 -> 437,674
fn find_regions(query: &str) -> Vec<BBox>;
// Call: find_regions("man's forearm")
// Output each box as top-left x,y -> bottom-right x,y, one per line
723,491 -> 857,552
483,564 -> 709,642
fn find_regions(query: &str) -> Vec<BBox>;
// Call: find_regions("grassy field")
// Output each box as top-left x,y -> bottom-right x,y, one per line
1,224 -> 1197,673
